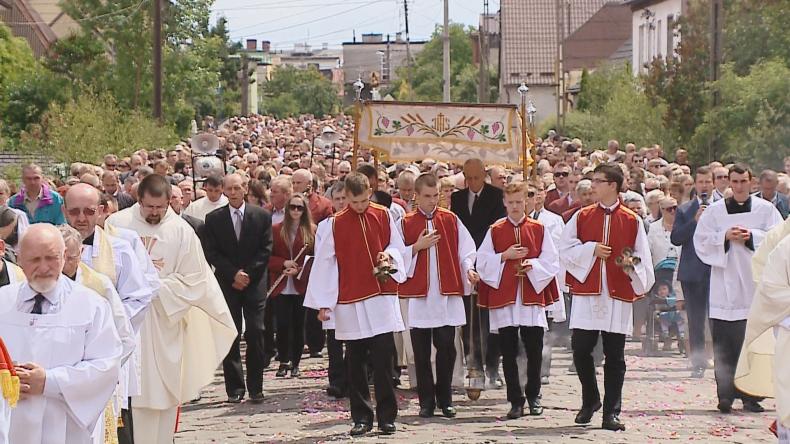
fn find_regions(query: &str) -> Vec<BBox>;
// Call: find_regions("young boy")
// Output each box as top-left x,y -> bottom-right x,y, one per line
304,173 -> 408,436
399,173 -> 478,419
477,181 -> 561,419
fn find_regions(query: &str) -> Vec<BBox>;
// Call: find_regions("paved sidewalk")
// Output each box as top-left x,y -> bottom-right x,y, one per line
176,343 -> 777,443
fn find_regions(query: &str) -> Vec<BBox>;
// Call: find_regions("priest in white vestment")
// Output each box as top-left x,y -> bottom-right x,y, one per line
106,175 -> 236,444
0,224 -> 122,444
694,165 -> 782,414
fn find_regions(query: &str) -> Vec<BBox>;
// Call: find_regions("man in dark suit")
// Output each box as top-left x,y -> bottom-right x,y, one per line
202,173 -> 273,403
102,171 -> 136,210
451,158 -> 506,388
671,166 -> 714,378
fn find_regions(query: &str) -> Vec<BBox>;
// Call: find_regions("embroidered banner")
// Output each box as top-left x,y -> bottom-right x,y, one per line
357,101 -> 525,166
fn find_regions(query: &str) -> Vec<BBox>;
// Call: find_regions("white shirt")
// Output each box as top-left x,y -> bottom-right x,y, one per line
559,201 -> 655,335
182,195 -> 229,222
477,216 -> 560,331
694,197 -> 783,321
404,211 -> 475,329
647,219 -> 681,267
271,205 -> 285,225
467,188 -> 482,215
304,208 -> 408,340
0,277 -> 122,444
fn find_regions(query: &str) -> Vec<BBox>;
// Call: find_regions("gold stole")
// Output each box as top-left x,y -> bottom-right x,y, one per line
77,262 -> 120,444
92,226 -> 118,287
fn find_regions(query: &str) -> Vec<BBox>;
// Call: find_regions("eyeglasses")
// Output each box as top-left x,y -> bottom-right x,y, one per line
645,187 -> 658,192
288,204 -> 305,211
554,172 -> 570,178
66,207 -> 98,217
106,164 -> 117,168
662,206 -> 677,213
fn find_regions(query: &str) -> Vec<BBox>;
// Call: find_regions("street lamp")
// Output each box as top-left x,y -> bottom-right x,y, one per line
352,77 -> 365,170
518,82 -> 530,175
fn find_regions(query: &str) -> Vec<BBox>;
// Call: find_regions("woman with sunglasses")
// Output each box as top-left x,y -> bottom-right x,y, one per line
268,193 -> 315,378
645,197 -> 683,348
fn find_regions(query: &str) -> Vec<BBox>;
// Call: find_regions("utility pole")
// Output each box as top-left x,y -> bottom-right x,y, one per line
709,0 -> 724,162
478,0 -> 489,103
404,0 -> 413,100
554,0 -> 561,132
240,54 -> 249,116
152,0 -> 163,123
442,0 -> 451,102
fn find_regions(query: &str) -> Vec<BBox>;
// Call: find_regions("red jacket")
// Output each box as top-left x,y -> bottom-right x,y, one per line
308,192 -> 333,224
547,194 -> 576,216
268,223 -> 314,296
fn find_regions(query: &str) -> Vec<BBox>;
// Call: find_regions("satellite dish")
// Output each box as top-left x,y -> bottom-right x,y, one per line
191,133 -> 220,154
193,156 -> 224,178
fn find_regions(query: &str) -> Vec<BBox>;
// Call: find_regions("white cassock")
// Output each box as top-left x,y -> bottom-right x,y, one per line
101,223 -> 161,407
404,214 -> 474,329
693,197 -> 783,321
477,217 -> 560,332
533,209 -> 567,322
304,210 -> 408,341
182,195 -> 228,222
310,219 -> 335,331
559,203 -> 654,335
107,204 -> 236,444
0,261 -> 24,444
0,277 -> 122,444
73,265 -> 135,444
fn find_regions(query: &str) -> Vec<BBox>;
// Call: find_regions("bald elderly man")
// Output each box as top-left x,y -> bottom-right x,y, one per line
292,169 -> 333,224
0,224 -> 122,443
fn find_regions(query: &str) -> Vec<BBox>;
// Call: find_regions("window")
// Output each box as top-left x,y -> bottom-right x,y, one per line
666,14 -> 675,56
657,20 -> 662,57
638,24 -> 645,66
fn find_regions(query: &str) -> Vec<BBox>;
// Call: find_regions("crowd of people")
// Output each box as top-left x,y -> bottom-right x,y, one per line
0,112 -> 789,443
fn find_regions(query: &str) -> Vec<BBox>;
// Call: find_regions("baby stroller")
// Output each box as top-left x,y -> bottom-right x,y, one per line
642,257 -> 686,355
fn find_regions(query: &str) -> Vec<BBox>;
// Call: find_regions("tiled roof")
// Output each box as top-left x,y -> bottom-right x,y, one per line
563,3 -> 632,71
500,0 -> 612,86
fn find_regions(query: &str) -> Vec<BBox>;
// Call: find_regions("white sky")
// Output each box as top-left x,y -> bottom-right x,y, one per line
210,0 -> 500,51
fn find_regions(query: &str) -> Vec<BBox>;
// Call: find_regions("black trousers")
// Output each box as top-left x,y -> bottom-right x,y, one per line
305,308 -> 326,354
681,280 -> 710,369
572,329 -> 626,416
117,399 -> 134,444
327,329 -> 346,391
462,295 -> 500,377
710,319 -> 759,403
347,332 -> 398,426
275,294 -> 306,367
222,288 -> 267,397
263,296 -> 276,359
500,326 -> 544,406
410,326 -> 457,409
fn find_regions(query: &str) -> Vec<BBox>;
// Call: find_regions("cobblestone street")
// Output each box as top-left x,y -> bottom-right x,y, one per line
176,343 -> 777,443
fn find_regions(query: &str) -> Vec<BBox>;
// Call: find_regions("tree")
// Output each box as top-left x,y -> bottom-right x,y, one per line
0,23 -> 37,87
575,64 -> 633,113
37,91 -> 179,164
260,66 -> 340,118
691,59 -> 790,169
725,0 -> 790,75
388,23 -> 496,103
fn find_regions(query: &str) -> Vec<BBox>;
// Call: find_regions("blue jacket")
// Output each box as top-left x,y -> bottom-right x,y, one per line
9,185 -> 65,225
670,199 -> 710,283
755,192 -> 789,220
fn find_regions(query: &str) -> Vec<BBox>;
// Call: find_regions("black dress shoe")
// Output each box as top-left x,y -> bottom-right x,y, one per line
310,351 -> 323,358
602,414 -> 626,431
441,406 -> 457,418
349,423 -> 372,436
717,399 -> 733,414
743,400 -> 765,413
291,367 -> 301,378
378,423 -> 396,434
574,401 -> 602,424
249,392 -> 265,404
528,398 -> 544,416
227,394 -> 243,404
275,363 -> 291,377
506,404 -> 524,419
326,386 -> 344,398
418,407 -> 434,418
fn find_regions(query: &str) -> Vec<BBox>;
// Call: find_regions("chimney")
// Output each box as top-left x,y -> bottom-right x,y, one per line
361,33 -> 383,44
246,39 -> 257,51
261,40 -> 271,53
322,42 -> 328,51
395,32 -> 402,42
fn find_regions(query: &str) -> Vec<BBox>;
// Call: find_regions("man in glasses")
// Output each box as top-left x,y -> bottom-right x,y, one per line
671,166 -> 714,379
106,174 -> 236,444
694,164 -> 782,414
712,166 -> 730,201
64,183 -> 155,443
559,164 -> 655,432
544,162 -> 572,209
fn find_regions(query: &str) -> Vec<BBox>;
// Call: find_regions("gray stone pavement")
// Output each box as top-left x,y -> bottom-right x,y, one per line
175,342 -> 777,443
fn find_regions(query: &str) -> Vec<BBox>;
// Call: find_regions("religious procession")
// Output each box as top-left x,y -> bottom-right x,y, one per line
1,0 -> 789,443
